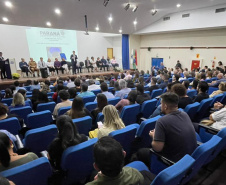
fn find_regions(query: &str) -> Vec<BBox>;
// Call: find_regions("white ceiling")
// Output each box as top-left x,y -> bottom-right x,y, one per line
0,0 -> 226,34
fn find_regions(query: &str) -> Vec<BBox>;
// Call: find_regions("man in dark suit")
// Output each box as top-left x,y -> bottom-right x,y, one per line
101,56 -> 109,71
70,51 -> 78,74
0,52 -> 7,79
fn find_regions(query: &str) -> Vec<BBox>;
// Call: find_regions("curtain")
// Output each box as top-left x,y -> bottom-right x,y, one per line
122,34 -> 130,70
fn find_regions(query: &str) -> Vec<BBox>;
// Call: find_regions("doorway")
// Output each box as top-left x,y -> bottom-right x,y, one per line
107,48 -> 113,59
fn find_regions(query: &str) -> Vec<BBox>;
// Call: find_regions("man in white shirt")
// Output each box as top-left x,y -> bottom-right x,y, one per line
38,57 -> 48,78
210,103 -> 226,130
124,71 -> 132,81
67,77 -> 76,88
88,79 -> 100,91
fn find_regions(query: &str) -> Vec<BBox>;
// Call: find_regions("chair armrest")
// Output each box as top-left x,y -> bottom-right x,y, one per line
199,124 -> 219,135
197,141 -> 203,146
15,135 -> 24,149
140,117 -> 147,122
40,151 -> 48,158
150,148 -> 175,166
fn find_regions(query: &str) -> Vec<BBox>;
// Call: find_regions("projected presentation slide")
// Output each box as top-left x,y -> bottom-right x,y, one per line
26,27 -> 78,62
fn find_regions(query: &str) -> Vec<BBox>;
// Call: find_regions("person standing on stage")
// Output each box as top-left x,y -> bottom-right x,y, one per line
47,58 -> 55,76
38,57 -> 48,78
29,58 -> 40,77
90,56 -> 97,72
0,52 -> 7,79
176,60 -> 182,69
70,51 -> 78,74
19,58 -> 31,77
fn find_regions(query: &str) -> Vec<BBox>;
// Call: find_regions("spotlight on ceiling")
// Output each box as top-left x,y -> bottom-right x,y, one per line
124,3 -> 130,11
132,6 -> 138,12
108,16 -> 113,22
2,17 -> 9,22
95,26 -> 99,31
46,22 -> 52,27
103,0 -> 109,7
5,1 -> 12,8
177,4 -> 181,8
119,29 -> 122,33
151,9 -> 157,16
133,20 -> 137,25
55,8 -> 61,15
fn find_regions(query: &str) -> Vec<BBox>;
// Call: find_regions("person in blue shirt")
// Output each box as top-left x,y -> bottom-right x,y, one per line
77,83 -> 95,98
159,62 -> 164,71
30,80 -> 41,91
13,81 -> 27,94
19,58 -> 31,77
100,56 -> 109,71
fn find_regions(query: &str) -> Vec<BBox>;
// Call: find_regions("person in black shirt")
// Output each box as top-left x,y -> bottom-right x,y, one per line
149,77 -> 159,94
193,81 -> 209,103
136,84 -> 151,104
171,84 -> 193,109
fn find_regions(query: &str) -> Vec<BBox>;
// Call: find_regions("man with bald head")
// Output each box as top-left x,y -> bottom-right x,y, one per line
209,73 -> 226,87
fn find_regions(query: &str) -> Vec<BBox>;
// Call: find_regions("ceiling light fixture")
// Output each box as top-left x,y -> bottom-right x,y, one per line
177,4 -> 181,8
151,9 -> 157,16
5,1 -> 12,8
119,29 -> 122,33
95,26 -> 99,31
103,0 -> 109,7
132,6 -> 138,12
108,16 -> 113,22
46,22 -> 52,26
124,3 -> 130,11
133,20 -> 137,25
2,17 -> 9,22
55,8 -> 61,14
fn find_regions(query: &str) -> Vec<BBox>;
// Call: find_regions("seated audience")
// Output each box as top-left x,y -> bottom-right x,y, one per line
53,90 -> 72,118
209,104 -> 226,130
30,80 -> 40,91
17,89 -> 27,100
88,79 -> 100,91
13,81 -> 26,94
148,77 -> 159,94
74,78 -> 81,92
30,89 -> 40,105
48,115 -> 87,170
0,176 -> 15,185
171,84 -> 193,109
78,83 -> 95,97
158,74 -> 169,89
136,84 -> 151,104
0,132 -> 38,172
127,79 -> 135,88
68,87 -> 77,99
95,82 -> 114,101
52,84 -> 64,102
209,73 -> 226,87
4,88 -> 13,99
115,79 -> 131,99
33,91 -> 49,112
182,80 -> 190,90
65,96 -> 92,119
9,85 -> 16,95
210,82 -> 226,98
86,136 -> 144,185
193,81 -> 209,102
115,90 -> 137,113
91,94 -> 108,129
8,93 -> 29,110
98,105 -> 125,139
40,84 -> 51,93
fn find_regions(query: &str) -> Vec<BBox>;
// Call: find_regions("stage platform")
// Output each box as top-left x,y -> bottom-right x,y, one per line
0,71 -> 119,90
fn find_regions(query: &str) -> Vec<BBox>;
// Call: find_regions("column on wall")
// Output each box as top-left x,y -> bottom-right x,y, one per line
122,34 -> 130,70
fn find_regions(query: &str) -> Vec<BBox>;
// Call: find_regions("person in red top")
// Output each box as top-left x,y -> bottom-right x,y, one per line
52,84 -> 64,102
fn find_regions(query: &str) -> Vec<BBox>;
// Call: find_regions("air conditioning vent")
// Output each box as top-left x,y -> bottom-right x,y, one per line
163,17 -> 170,21
215,8 -> 226,13
182,13 -> 190,18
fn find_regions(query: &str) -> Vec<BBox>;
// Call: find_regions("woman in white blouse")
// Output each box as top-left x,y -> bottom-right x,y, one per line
47,58 -> 55,76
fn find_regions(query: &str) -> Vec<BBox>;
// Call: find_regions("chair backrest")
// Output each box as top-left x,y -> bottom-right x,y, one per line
91,89 -> 101,96
72,116 -> 92,136
1,98 -> 13,106
0,157 -> 52,185
26,110 -> 53,129
108,97 -> 121,106
137,116 -> 161,148
82,95 -> 96,104
210,94 -> 224,107
221,92 -> 226,104
61,138 -> 98,185
25,99 -> 32,107
205,79 -> 212,83
10,106 -> 32,124
37,102 -> 56,113
58,106 -> 71,116
182,135 -> 222,184
195,98 -> 213,122
24,86 -> 31,91
141,99 -> 158,118
96,112 -> 104,124
184,102 -> 200,121
150,89 -> 162,99
187,89 -> 197,98
208,87 -> 218,95
108,87 -> 114,93
120,104 -> 140,126
151,155 -> 195,185
188,78 -> 194,82
24,125 -> 58,154
47,92 -> 54,96
0,117 -> 21,135
85,102 -> 97,112
109,124 -> 139,156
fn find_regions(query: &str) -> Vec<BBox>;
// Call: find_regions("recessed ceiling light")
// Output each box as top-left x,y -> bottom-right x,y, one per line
108,16 -> 113,22
2,17 -> 9,22
119,29 -> 122,33
132,6 -> 138,12
177,4 -> 181,8
95,26 -> 99,31
5,1 -> 12,8
46,22 -> 52,26
133,20 -> 137,25
151,9 -> 157,16
55,8 -> 61,14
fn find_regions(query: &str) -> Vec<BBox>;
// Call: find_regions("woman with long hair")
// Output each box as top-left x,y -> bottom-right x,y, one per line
33,91 -> 49,112
91,94 -> 108,129
0,132 -> 38,172
48,115 -> 87,170
66,96 -> 92,119
98,105 -> 125,139
9,93 -> 25,110
210,82 -> 226,98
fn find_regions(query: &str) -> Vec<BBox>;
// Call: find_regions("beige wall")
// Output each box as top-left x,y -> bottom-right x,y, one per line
136,29 -> 226,72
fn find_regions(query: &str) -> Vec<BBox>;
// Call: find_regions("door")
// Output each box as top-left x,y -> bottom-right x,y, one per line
107,48 -> 113,59
152,58 -> 163,70
191,60 -> 200,71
